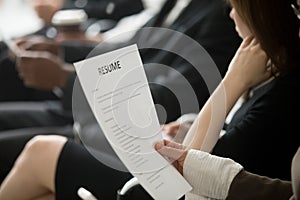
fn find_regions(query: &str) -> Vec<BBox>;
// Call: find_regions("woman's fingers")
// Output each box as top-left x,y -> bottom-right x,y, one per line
155,140 -> 186,160
163,139 -> 185,149
155,140 -> 187,174
249,37 -> 259,47
155,143 -> 185,161
240,35 -> 254,48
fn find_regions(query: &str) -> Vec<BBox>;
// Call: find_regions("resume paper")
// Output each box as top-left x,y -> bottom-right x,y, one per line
74,44 -> 192,199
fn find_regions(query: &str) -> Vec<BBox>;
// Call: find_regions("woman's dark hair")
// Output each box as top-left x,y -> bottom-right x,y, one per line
229,0 -> 300,75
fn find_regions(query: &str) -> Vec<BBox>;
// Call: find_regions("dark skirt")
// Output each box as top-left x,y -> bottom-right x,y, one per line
55,140 -> 153,200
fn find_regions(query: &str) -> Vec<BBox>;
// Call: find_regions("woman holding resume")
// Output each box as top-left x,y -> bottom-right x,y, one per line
155,0 -> 300,199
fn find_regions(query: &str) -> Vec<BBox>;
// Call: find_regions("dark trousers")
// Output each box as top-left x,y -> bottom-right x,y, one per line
0,101 -> 73,131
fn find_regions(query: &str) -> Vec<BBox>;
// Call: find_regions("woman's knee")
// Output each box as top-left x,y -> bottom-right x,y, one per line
15,135 -> 68,169
25,135 -> 67,155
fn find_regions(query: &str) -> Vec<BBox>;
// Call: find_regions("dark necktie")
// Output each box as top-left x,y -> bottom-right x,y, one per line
152,0 -> 178,27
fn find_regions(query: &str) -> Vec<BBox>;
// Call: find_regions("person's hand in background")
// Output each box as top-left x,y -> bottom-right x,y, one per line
16,36 -> 61,56
32,0 -> 63,25
155,140 -> 188,175
16,51 -> 73,90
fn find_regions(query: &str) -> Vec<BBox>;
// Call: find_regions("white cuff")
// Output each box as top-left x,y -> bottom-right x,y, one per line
183,150 -> 243,199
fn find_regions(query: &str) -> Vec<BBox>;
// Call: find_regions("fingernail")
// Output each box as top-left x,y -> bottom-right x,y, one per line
155,143 -> 162,149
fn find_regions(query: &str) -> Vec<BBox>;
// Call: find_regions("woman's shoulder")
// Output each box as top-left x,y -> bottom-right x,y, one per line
258,72 -> 300,100
246,73 -> 300,115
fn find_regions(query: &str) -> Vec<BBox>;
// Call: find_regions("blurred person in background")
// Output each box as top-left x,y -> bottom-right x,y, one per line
0,0 -> 144,100
0,0 -> 144,131
33,0 -> 63,26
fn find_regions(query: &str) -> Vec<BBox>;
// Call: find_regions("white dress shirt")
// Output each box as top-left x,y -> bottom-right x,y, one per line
162,0 -> 192,27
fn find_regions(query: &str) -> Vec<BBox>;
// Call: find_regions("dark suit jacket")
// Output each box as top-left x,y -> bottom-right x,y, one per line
63,0 -> 144,21
227,148 -> 300,200
213,71 -> 300,181
63,0 -> 241,123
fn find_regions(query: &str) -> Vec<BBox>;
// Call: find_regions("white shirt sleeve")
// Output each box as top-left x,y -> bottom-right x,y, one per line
183,150 -> 243,200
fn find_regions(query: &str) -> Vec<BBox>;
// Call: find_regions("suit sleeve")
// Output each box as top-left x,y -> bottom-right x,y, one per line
63,0 -> 144,20
227,170 -> 293,200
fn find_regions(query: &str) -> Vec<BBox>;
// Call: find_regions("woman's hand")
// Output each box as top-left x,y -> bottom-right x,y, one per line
225,36 -> 272,91
33,0 -> 63,25
155,140 -> 188,175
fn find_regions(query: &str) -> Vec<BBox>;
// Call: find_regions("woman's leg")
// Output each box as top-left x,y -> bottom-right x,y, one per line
0,125 -> 74,183
0,134 -> 151,200
0,135 -> 67,200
